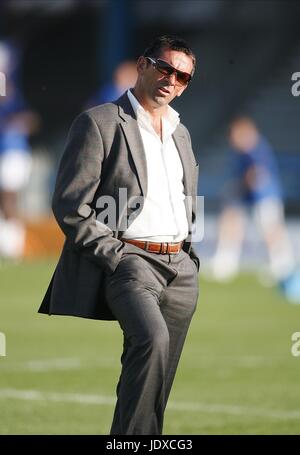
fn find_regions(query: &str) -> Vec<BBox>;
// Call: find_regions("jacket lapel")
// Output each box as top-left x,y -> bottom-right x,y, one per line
116,93 -> 148,197
172,128 -> 193,197
172,128 -> 196,234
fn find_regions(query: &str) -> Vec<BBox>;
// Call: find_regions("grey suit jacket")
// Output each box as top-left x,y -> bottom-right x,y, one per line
38,92 -> 199,320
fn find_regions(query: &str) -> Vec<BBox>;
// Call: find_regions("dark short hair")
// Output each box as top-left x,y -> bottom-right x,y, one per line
143,35 -> 196,75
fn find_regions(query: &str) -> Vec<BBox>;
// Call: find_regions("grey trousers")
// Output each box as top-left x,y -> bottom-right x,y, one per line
104,244 -> 199,435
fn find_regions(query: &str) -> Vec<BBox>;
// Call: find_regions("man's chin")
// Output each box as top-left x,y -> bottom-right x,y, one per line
153,94 -> 172,106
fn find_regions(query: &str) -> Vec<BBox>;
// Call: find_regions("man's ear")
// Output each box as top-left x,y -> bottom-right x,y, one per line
136,56 -> 147,75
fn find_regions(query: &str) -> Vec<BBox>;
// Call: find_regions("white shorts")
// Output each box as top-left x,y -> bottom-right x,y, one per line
0,149 -> 32,191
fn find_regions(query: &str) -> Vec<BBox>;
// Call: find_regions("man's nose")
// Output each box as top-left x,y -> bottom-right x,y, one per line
164,72 -> 177,86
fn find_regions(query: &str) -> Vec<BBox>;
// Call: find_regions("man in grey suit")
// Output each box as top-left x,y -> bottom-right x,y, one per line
39,35 -> 200,435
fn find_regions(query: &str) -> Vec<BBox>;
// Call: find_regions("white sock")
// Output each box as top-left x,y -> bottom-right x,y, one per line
0,218 -> 26,259
212,244 -> 241,281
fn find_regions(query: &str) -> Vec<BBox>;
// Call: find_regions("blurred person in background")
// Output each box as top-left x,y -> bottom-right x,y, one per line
0,40 -> 39,260
210,116 -> 300,302
39,35 -> 199,434
86,60 -> 138,107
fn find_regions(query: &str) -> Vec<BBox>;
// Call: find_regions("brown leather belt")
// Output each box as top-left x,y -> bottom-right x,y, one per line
122,238 -> 183,254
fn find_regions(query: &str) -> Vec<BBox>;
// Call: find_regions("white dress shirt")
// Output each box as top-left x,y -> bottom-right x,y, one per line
122,89 -> 188,242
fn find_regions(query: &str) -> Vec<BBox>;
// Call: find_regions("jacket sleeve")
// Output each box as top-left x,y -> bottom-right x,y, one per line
52,111 -> 124,274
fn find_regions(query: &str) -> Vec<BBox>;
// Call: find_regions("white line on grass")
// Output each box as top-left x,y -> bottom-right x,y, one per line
0,354 -> 285,373
25,358 -> 82,371
0,389 -> 115,405
0,358 -> 81,372
0,388 -> 299,420
0,357 -> 118,372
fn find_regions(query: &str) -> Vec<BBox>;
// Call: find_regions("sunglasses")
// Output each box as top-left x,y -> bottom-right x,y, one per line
146,56 -> 192,86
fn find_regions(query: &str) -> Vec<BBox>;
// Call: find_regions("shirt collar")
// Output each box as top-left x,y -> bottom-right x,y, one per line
127,88 -> 180,133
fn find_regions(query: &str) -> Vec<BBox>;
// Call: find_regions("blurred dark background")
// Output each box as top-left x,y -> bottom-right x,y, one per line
0,0 -> 299,262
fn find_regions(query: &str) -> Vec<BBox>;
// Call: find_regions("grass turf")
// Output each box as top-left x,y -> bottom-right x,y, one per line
0,260 -> 300,434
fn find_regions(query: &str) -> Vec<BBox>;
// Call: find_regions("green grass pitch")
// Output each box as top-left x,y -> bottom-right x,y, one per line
0,260 -> 300,434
